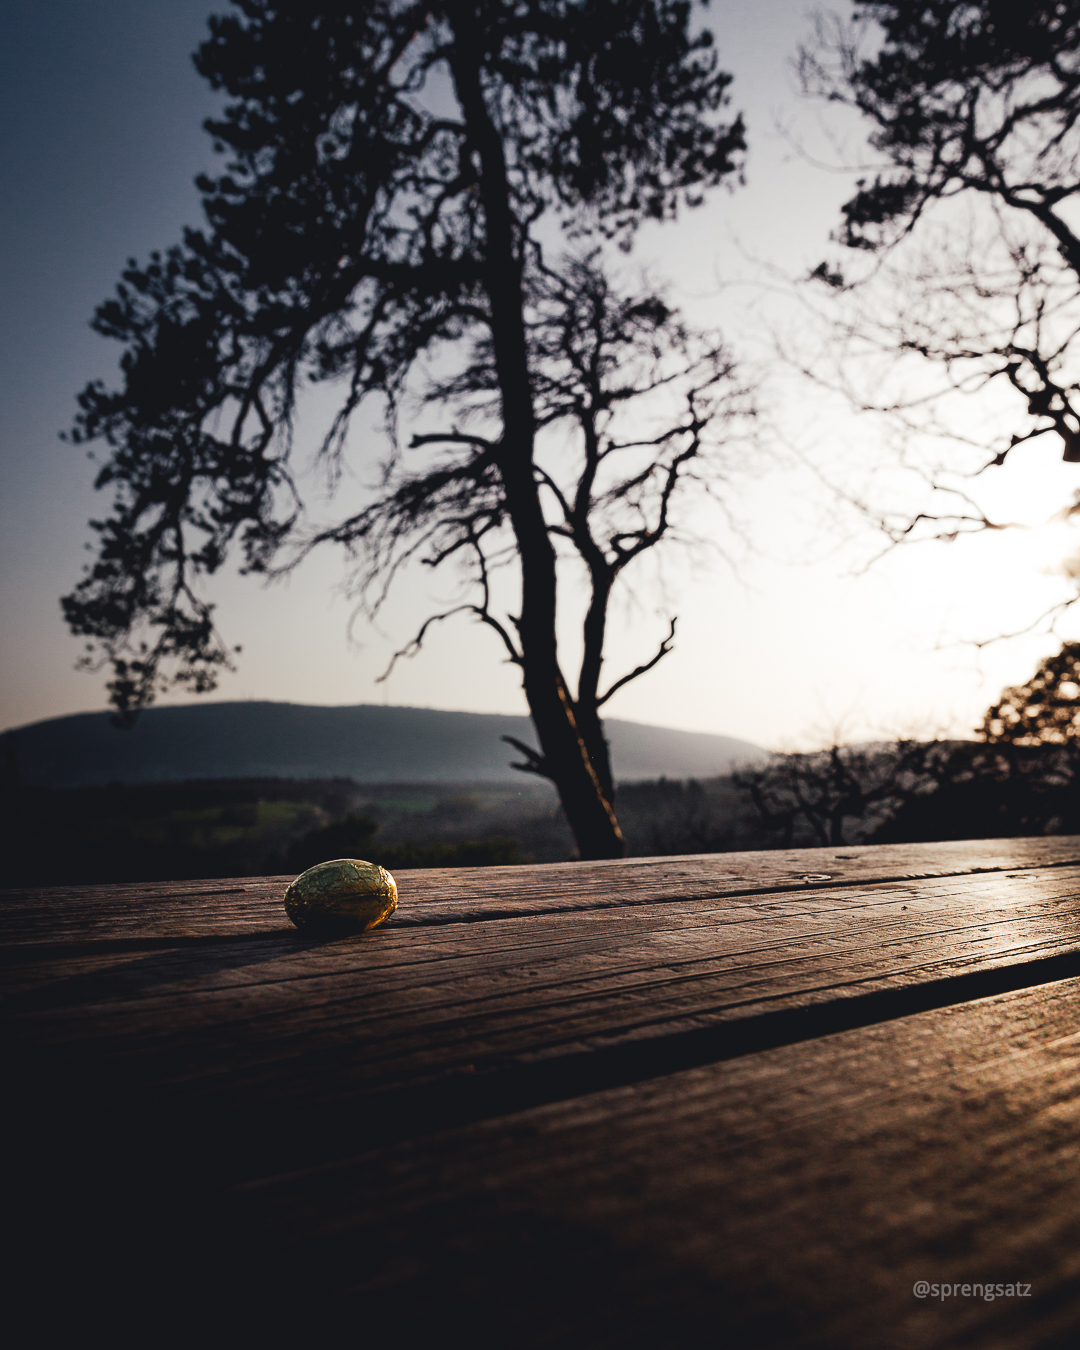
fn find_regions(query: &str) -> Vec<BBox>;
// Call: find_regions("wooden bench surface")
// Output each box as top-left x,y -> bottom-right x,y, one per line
4,837 -> 1080,1346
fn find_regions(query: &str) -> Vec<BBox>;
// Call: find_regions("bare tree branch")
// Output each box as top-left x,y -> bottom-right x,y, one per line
501,734 -> 552,779
597,618 -> 677,708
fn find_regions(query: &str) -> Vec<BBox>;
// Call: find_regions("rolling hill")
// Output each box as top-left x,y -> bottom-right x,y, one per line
4,701 -> 766,789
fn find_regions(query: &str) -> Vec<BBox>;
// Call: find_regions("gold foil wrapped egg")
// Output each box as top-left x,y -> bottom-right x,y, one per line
284,858 -> 397,934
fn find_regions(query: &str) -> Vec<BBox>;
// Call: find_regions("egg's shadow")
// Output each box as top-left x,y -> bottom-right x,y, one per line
5,920 -> 393,1011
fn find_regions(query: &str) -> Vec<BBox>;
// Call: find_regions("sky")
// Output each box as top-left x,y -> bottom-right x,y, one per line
4,0 -> 1080,751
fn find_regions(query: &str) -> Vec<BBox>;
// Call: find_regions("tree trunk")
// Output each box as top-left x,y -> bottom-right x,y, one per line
575,572 -> 617,806
449,23 -> 624,859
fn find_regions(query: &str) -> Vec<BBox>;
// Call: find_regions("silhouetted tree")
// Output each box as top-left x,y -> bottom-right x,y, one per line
799,2 -> 1080,555
868,740 -> 1080,841
980,641 -> 1080,761
737,645 -> 1080,848
63,1 -> 747,860
315,255 -> 750,813
875,648 -> 1080,841
805,4 -> 1080,268
732,740 -> 944,846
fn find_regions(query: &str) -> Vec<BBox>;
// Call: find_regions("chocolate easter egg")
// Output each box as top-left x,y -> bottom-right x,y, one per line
284,858 -> 397,933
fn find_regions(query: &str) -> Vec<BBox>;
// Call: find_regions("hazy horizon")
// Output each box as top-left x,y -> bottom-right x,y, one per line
4,694 -> 768,744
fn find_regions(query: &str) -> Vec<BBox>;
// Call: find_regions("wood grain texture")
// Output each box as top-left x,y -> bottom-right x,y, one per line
6,864 -> 1080,1136
222,977 -> 1080,1349
4,835 -> 1080,945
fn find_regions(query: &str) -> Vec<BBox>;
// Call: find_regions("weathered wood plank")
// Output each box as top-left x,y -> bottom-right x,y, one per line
4,835 -> 1080,944
217,976 -> 1080,1348
6,865 -> 1080,1142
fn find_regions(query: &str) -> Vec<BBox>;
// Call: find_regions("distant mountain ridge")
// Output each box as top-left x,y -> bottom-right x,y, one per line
4,701 -> 766,789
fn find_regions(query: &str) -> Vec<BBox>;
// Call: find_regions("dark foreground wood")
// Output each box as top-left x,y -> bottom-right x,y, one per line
4,838 -> 1080,1347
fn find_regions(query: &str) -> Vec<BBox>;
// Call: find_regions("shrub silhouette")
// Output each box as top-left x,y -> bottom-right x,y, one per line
281,813 -> 380,873
280,812 -> 521,874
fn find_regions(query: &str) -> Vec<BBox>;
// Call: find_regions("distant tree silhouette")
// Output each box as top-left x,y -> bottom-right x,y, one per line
613,776 -> 740,854
799,1 -> 1080,567
732,741 -> 938,847
281,811 -> 380,872
737,645 -> 1080,849
278,810 -> 520,871
980,641 -> 1080,760
62,0 -> 748,860
868,741 -> 1080,842
874,646 -> 1080,839
874,646 -> 1080,843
